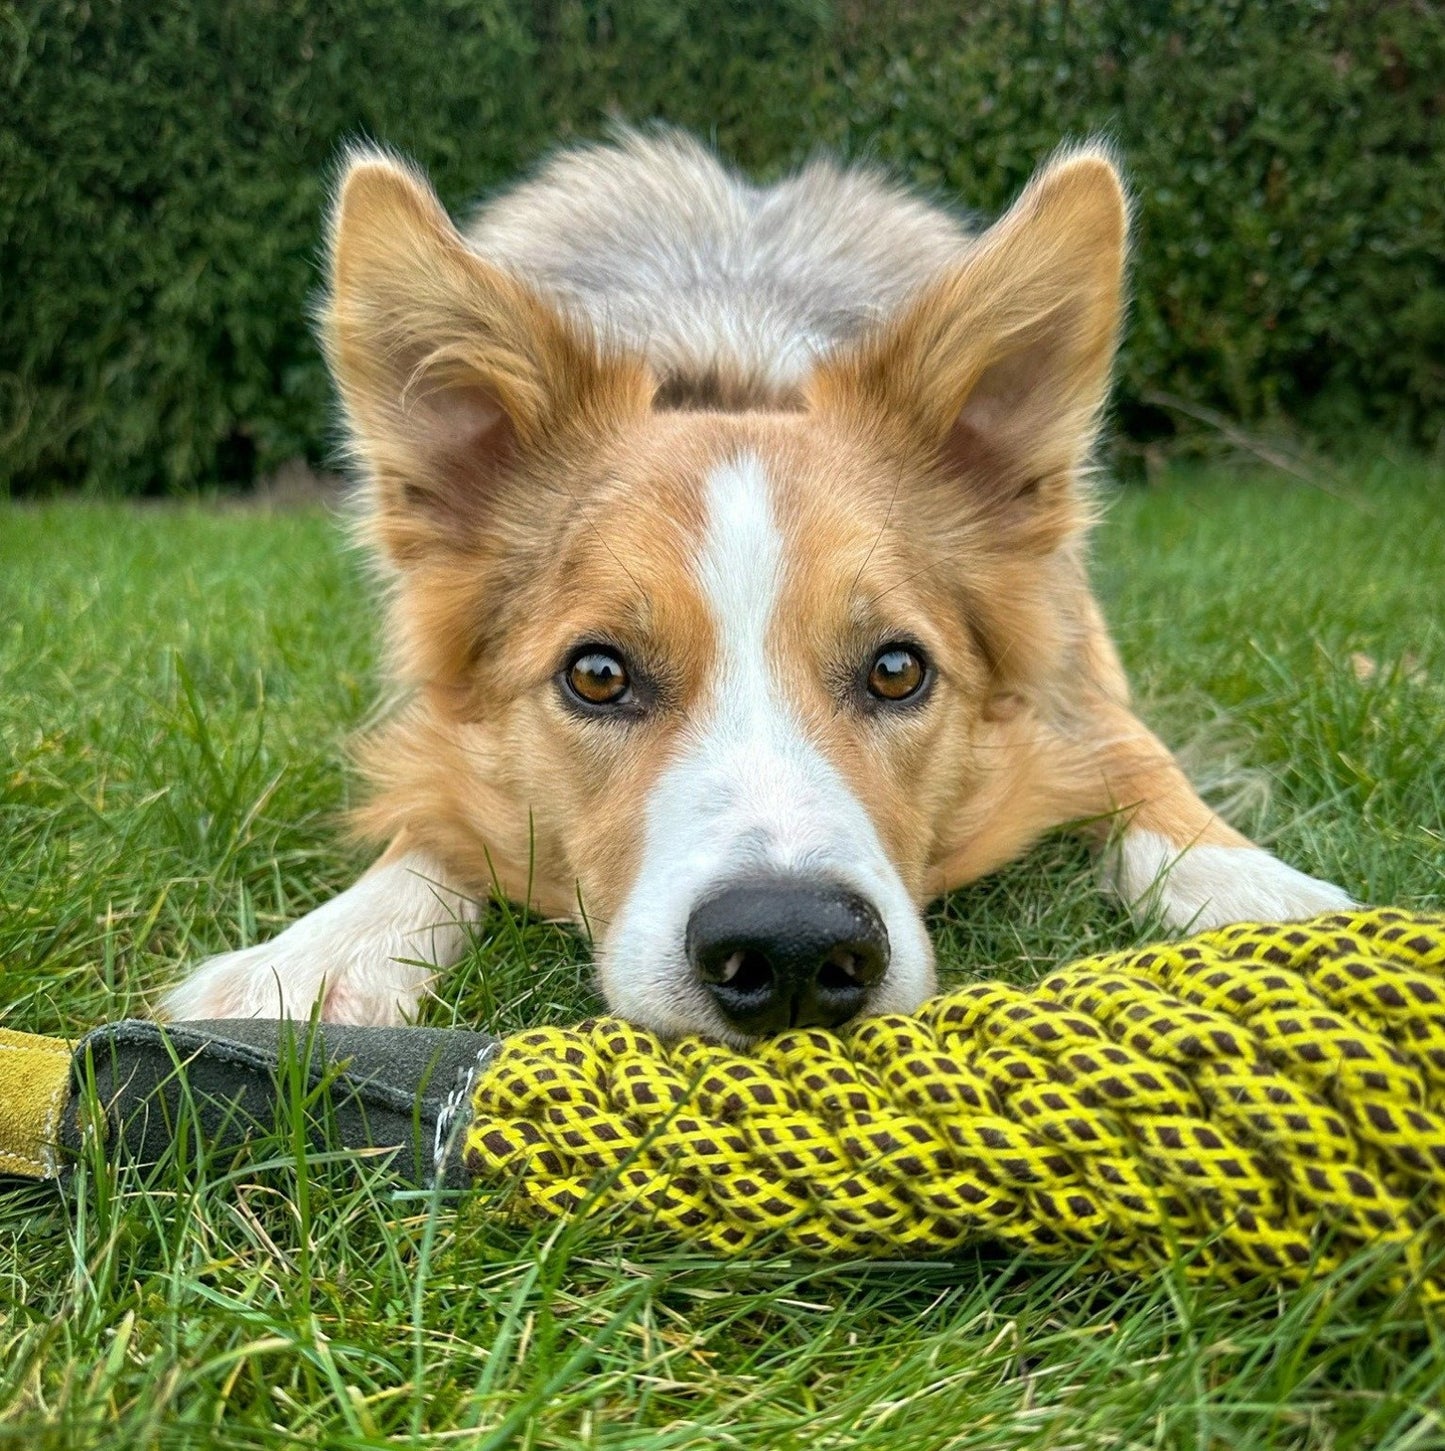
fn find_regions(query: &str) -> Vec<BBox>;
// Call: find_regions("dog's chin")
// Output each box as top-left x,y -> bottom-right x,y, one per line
605,979 -> 936,1048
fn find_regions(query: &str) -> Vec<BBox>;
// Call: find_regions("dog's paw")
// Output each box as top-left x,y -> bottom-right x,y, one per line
1107,829 -> 1355,932
157,856 -> 478,1025
157,936 -> 434,1026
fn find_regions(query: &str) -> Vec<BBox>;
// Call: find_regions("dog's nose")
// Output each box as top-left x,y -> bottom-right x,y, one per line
685,878 -> 890,1035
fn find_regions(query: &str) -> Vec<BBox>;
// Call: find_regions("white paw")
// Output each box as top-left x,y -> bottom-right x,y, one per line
1106,830 -> 1355,932
158,936 -> 432,1026
158,854 -> 478,1026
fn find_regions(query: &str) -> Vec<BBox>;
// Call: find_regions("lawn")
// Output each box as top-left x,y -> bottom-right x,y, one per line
1,461 -> 1442,1448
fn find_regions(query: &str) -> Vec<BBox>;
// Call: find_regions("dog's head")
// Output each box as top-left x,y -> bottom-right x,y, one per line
323,146 -> 1128,1042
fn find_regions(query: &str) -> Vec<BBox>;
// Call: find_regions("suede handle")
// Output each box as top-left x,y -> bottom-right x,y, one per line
1,1019 -> 498,1187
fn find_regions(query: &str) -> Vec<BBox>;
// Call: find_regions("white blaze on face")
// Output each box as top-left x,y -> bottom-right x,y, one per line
596,451 -> 935,1040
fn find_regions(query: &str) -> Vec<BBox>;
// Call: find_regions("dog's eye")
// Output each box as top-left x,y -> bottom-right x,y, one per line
566,649 -> 631,707
867,645 -> 928,703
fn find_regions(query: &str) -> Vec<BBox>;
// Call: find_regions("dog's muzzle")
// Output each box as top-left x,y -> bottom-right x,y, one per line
684,875 -> 890,1036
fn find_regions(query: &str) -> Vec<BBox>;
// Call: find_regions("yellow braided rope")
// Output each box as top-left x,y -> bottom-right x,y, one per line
462,908 -> 1445,1290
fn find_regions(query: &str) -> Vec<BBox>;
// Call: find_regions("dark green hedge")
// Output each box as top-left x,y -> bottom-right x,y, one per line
3,0 -> 1441,494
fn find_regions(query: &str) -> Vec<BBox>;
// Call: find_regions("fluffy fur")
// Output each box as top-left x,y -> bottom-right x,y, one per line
161,129 -> 1352,1035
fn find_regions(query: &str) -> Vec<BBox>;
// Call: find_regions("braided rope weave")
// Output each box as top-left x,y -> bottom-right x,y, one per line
462,909 -> 1445,1289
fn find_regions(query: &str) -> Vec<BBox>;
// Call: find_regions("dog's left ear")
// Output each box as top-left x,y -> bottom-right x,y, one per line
809,146 -> 1128,553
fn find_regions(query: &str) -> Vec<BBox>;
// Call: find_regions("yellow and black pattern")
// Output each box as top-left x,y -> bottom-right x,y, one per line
462,909 -> 1445,1289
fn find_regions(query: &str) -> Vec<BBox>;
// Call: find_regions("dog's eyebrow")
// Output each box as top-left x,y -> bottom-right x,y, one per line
848,458 -> 907,600
551,476 -> 648,597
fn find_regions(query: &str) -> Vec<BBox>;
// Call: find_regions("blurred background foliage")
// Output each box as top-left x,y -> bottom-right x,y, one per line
2,0 -> 1441,495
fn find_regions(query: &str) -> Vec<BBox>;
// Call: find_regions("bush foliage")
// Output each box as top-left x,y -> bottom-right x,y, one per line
3,0 -> 1441,493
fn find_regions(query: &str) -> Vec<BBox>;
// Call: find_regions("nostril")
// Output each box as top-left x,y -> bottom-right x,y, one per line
816,948 -> 864,994
709,947 -> 773,999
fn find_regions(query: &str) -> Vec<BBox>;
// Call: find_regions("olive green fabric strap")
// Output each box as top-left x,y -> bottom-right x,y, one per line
0,1019 -> 498,1187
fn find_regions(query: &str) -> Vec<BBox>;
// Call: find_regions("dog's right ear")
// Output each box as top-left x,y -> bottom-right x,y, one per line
807,146 -> 1128,557
324,150 -> 652,564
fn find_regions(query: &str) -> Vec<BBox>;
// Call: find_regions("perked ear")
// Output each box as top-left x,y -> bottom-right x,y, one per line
323,149 -> 652,564
809,145 -> 1129,552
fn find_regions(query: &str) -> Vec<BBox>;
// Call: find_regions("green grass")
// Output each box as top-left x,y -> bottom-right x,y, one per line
1,461 -> 1443,1448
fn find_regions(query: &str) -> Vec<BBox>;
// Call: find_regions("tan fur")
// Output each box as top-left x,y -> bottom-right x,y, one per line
332,141 -> 1291,947
160,130 -> 1351,1031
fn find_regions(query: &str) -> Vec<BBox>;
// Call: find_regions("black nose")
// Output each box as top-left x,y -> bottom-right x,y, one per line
685,877 -> 890,1035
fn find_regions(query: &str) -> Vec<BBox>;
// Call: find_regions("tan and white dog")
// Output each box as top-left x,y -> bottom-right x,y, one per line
161,130 -> 1352,1040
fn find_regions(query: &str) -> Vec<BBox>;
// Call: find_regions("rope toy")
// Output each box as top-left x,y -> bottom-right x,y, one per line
5,908 -> 1443,1294
463,908 -> 1445,1289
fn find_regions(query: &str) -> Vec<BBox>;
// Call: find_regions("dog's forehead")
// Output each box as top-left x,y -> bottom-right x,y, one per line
526,411 -> 955,699
576,412 -> 919,598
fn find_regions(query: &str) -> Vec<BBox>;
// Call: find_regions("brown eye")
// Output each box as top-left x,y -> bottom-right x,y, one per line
867,644 -> 928,703
566,649 -> 631,707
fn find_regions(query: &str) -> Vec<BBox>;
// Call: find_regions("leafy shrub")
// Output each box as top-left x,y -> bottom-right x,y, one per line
2,0 -> 1440,494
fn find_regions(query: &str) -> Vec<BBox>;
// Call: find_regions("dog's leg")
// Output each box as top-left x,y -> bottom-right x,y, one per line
158,836 -> 478,1025
1081,702 -> 1354,930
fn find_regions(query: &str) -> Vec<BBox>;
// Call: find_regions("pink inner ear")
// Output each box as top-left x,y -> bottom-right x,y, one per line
940,413 -> 1008,484
411,379 -> 509,454
940,377 -> 1034,500
938,300 -> 1096,501
394,378 -> 520,531
953,319 -> 1058,440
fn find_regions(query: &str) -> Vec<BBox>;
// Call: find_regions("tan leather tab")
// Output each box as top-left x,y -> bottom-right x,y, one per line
0,1026 -> 74,1178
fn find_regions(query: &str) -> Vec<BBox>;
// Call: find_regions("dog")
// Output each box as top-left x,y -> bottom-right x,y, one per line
160,129 -> 1353,1040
